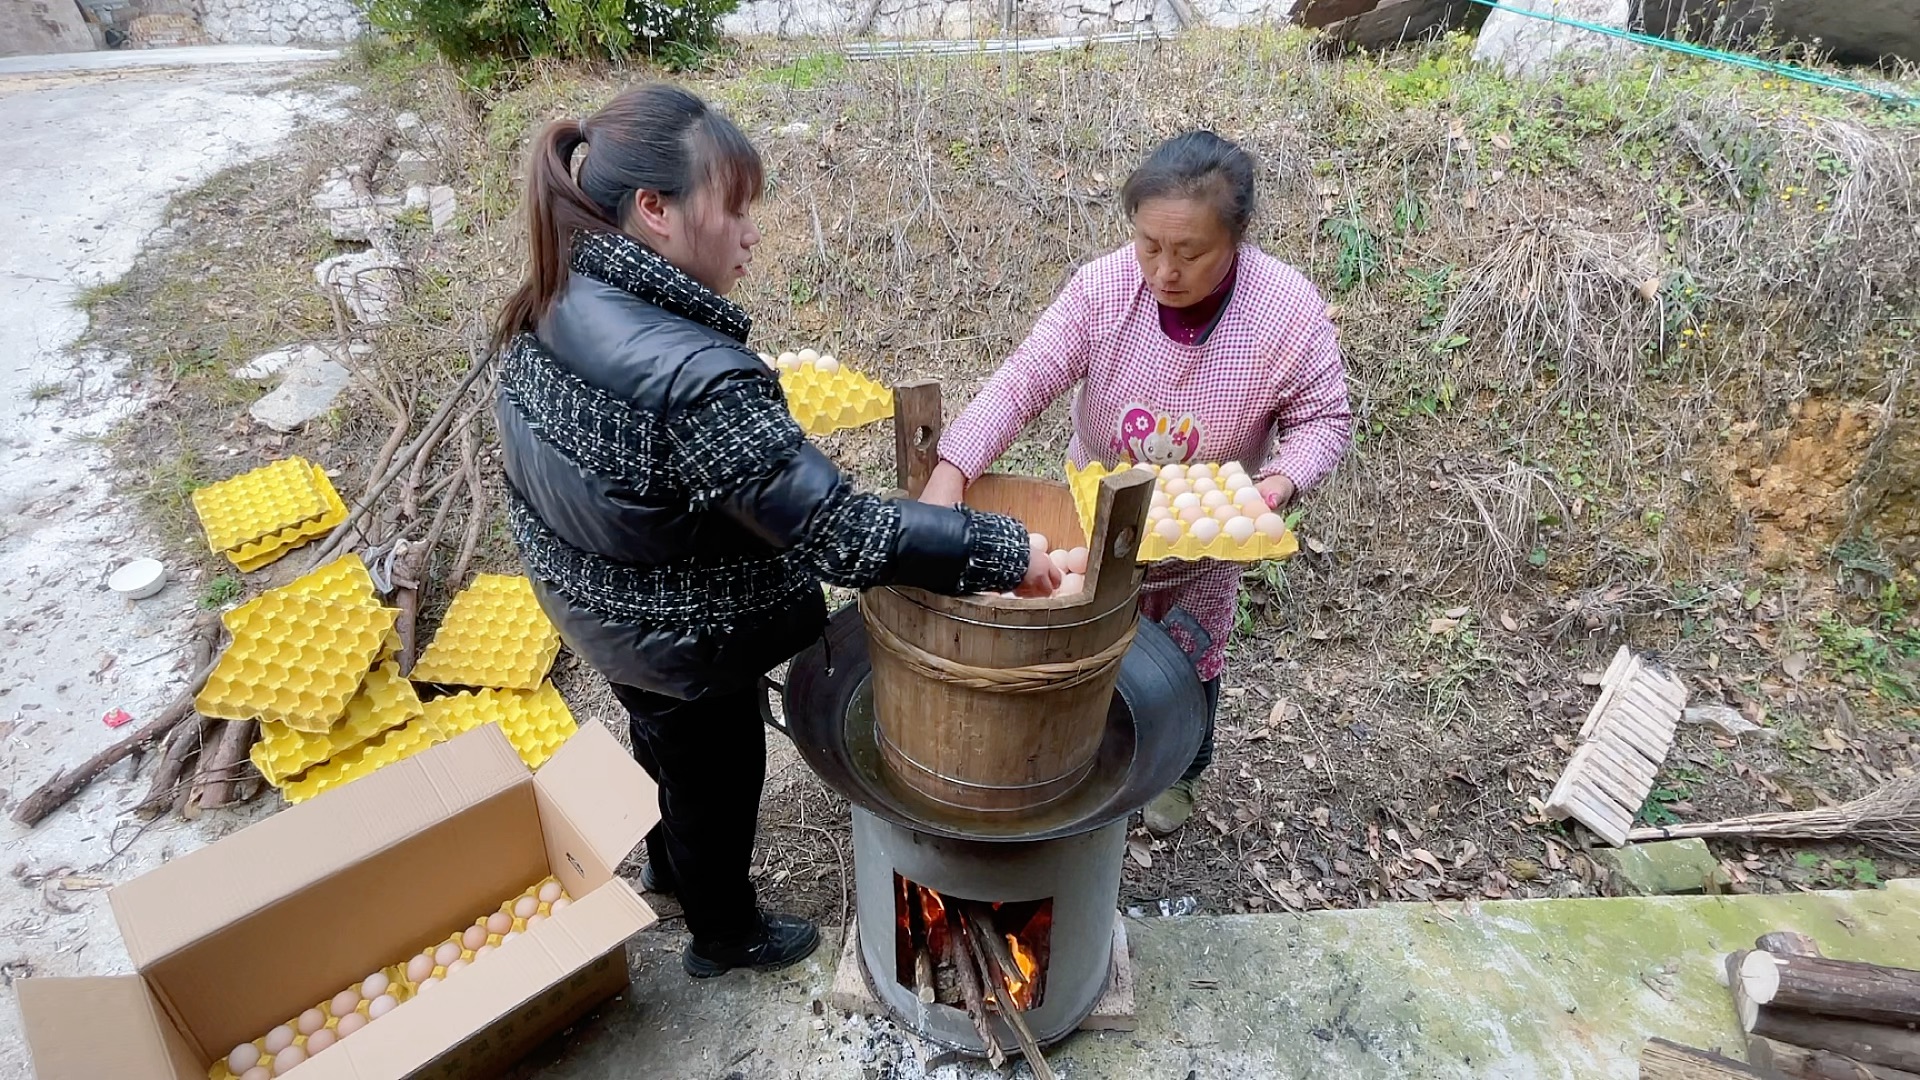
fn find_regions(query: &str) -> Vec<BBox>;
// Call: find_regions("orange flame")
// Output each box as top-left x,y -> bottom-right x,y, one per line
1002,933 -> 1040,1009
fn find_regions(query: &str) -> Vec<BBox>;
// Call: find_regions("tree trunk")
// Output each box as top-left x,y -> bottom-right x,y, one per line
1741,952 -> 1920,1028
1752,1011 -> 1920,1074
1639,1037 -> 1775,1078
1747,1035 -> 1920,1080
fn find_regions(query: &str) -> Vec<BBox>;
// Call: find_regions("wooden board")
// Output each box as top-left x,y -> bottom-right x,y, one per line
1545,646 -> 1687,847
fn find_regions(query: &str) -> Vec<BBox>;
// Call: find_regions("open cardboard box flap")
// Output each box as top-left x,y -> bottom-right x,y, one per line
22,722 -> 660,1080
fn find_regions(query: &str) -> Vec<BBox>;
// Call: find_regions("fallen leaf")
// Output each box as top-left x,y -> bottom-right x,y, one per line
1302,753 -> 1318,771
1447,118 -> 1467,142
1410,848 -> 1445,874
1544,842 -> 1564,870
1500,611 -> 1519,632
57,875 -> 108,891
1455,840 -> 1480,868
1127,839 -> 1153,868
1491,132 -> 1513,150
1207,811 -> 1230,834
1444,606 -> 1470,620
1268,699 -> 1290,726
1429,617 -> 1460,634
1506,858 -> 1542,882
1782,653 -> 1811,679
1305,535 -> 1329,554
1637,276 -> 1663,301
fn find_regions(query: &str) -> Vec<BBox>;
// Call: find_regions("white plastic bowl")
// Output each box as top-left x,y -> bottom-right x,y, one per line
109,558 -> 167,600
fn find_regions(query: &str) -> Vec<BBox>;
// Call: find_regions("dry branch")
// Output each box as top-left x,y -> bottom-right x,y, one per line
193,718 -> 258,810
963,905 -> 1056,1080
945,906 -> 1005,1068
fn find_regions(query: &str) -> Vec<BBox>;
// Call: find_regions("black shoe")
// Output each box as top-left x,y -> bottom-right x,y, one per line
683,912 -> 820,978
639,860 -> 675,895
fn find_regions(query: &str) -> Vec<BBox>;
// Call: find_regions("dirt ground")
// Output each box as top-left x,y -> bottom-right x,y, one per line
71,29 -> 1920,939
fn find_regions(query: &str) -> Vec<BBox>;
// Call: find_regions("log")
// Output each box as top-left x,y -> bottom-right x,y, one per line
1752,1011 -> 1920,1074
12,627 -> 222,826
1741,952 -> 1920,1028
945,907 -> 1005,1069
194,718 -> 258,809
1758,933 -> 1825,958
1730,950 -> 1765,1032
1639,1037 -> 1774,1078
1748,1036 -> 1920,1080
135,711 -> 208,816
964,906 -> 1057,1080
906,886 -> 935,1005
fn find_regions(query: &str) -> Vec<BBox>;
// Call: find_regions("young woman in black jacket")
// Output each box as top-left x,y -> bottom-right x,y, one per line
493,84 -> 1059,977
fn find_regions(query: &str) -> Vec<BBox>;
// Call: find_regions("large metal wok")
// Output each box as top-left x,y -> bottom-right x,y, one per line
767,603 -> 1208,843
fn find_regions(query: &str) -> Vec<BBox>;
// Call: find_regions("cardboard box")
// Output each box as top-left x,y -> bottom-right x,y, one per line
18,722 -> 658,1079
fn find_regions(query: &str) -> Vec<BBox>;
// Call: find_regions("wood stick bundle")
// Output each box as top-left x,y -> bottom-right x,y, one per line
1710,930 -> 1920,1080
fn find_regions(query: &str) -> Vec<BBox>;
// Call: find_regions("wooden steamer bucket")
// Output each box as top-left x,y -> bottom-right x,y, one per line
860,382 -> 1154,815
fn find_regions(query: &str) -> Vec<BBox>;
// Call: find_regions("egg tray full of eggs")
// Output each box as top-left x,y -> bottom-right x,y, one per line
210,877 -> 574,1080
759,348 -> 894,437
1067,461 -> 1299,563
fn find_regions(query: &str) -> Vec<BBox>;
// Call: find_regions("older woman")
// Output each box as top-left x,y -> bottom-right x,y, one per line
918,131 -> 1353,835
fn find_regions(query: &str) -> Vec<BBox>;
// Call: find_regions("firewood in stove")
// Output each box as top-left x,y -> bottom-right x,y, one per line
963,905 -> 1057,1080
1750,1012 -> 1920,1075
945,906 -> 1005,1069
1747,1035 -> 1920,1080
908,887 -> 936,1004
1739,952 -> 1920,1028
1638,1037 -> 1776,1077
1757,932 -> 1825,958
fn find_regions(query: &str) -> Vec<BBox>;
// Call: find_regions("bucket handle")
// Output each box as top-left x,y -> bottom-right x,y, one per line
758,675 -> 788,738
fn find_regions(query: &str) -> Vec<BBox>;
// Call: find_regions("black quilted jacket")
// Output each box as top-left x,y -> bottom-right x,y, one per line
495,231 -> 1028,698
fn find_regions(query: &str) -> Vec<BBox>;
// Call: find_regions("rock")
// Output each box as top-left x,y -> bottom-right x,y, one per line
315,251 -> 403,327
428,185 -> 458,233
1474,0 -> 1632,75
1313,0 -> 1473,49
777,121 -> 813,138
1597,840 -> 1729,896
392,149 -> 436,185
249,349 -> 352,432
328,204 -> 398,242
396,111 -> 423,134
405,184 -> 430,211
233,344 -> 311,381
312,176 -> 362,212
1637,0 -> 1919,66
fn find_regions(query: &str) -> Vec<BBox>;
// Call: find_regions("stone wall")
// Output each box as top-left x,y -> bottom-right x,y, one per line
722,0 -> 1466,43
0,0 -> 96,56
200,0 -> 366,43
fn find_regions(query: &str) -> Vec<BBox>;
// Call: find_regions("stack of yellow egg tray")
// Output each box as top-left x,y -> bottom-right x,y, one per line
763,348 -> 893,437
190,456 -> 347,571
1066,460 -> 1300,563
423,684 -> 578,771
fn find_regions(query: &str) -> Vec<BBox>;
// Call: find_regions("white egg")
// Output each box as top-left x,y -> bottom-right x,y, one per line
758,352 -> 775,368
539,881 -> 563,904
1149,491 -> 1168,508
1163,479 -> 1192,497
1220,459 -> 1247,477
1147,506 -> 1170,523
1190,518 -> 1223,543
434,941 -> 462,967
551,897 -> 572,913
447,958 -> 470,975
229,1044 -> 262,1074
1056,573 -> 1085,596
1178,505 -> 1206,523
336,1013 -> 368,1037
529,912 -> 548,927
463,924 -> 487,951
264,1025 -> 296,1054
417,977 -> 441,994
1066,547 -> 1089,574
815,355 -> 840,373
1211,504 -> 1239,522
1255,513 -> 1287,539
329,990 -> 360,1019
296,1008 -> 326,1035
777,352 -> 798,368
487,910 -> 513,935
1171,492 -> 1200,510
273,1046 -> 306,1075
1154,518 -> 1184,542
514,895 -> 539,919
1028,533 -> 1048,553
1225,516 -> 1257,543
476,944 -> 496,960
1158,463 -> 1186,479
369,994 -> 399,1020
241,1068 -> 272,1080
1200,491 -> 1229,509
305,1029 -> 337,1055
1133,461 -> 1157,473
407,952 -> 435,982
362,972 -> 391,999
1048,549 -> 1070,573
798,348 -> 820,364
1193,478 -> 1218,495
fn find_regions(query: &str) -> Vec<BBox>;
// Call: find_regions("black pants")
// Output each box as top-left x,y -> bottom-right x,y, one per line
608,681 -> 766,945
1181,677 -> 1222,784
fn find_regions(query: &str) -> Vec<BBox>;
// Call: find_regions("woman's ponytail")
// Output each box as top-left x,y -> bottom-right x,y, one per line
492,119 -> 620,350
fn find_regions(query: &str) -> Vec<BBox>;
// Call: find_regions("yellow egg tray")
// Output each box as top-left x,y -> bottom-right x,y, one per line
197,593 -> 396,733
225,462 -> 347,572
1066,461 -> 1300,563
409,574 -> 560,691
252,662 -> 424,786
191,456 -> 334,556
778,363 -> 893,437
205,876 -> 576,1080
422,683 -> 578,770
281,713 -> 447,804
206,961 -> 413,1080
223,553 -> 403,660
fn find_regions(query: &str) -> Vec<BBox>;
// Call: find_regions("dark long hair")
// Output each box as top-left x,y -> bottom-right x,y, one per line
492,83 -> 763,349
1120,131 -> 1258,243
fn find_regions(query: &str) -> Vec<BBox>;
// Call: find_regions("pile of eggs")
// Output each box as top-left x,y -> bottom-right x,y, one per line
761,348 -> 840,374
218,879 -> 571,1079
1135,461 -> 1288,546
979,534 -> 1088,599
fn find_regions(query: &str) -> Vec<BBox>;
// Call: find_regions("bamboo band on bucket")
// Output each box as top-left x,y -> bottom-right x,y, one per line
858,595 -> 1137,695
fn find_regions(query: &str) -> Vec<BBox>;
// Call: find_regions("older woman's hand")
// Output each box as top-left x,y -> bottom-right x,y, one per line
918,461 -> 969,507
1256,473 -> 1296,511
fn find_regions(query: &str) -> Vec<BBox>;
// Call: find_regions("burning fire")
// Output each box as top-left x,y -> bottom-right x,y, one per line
1002,933 -> 1040,1009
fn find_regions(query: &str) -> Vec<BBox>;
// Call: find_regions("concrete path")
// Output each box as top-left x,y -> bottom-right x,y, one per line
0,53 -> 341,1077
0,45 -> 339,77
518,879 -> 1920,1079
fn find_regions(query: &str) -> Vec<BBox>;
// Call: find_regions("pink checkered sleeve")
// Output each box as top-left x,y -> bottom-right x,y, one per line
1257,305 -> 1352,495
938,272 -> 1094,481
